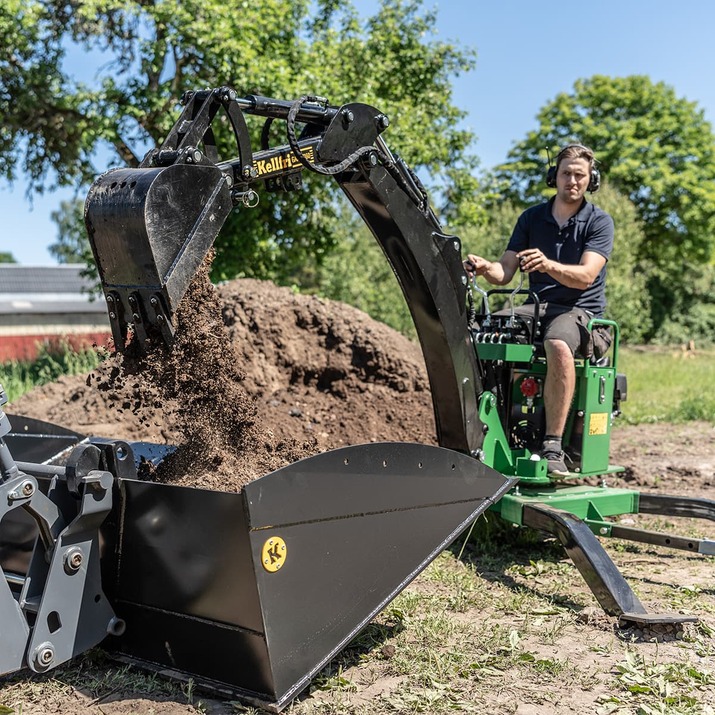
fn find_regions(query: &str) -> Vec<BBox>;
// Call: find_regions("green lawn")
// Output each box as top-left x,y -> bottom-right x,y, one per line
617,346 -> 715,424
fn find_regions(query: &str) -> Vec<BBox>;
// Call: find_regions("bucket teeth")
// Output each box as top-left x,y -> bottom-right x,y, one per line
85,163 -> 233,351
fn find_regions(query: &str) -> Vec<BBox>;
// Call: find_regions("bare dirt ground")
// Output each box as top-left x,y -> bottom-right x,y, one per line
4,278 -> 715,714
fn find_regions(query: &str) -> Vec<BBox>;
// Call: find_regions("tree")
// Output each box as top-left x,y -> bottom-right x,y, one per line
1,0 -> 477,284
0,251 -> 17,263
589,185 -> 652,344
299,203 -> 416,338
49,199 -> 92,265
497,75 -> 715,340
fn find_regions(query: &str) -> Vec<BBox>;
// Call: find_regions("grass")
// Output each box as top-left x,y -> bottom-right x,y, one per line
289,543 -> 715,714
0,340 -> 106,403
1,543 -> 713,714
617,346 -> 715,424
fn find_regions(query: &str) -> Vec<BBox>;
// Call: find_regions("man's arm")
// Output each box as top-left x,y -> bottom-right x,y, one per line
517,248 -> 607,289
465,250 -> 520,286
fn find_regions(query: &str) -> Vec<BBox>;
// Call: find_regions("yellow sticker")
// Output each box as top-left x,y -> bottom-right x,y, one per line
254,146 -> 316,178
588,412 -> 609,436
261,536 -> 287,573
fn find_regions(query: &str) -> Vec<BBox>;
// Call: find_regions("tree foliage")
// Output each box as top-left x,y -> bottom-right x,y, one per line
496,75 -> 715,341
296,203 -> 416,338
48,199 -> 92,265
2,0 -> 477,283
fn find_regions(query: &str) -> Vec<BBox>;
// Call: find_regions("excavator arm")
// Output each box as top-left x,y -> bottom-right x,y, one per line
85,86 -> 485,455
8,87 -> 711,710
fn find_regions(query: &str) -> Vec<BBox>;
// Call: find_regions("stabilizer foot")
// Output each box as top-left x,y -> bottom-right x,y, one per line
619,612 -> 698,628
522,502 -> 700,626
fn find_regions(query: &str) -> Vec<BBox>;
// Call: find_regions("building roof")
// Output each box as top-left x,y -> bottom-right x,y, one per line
0,265 -> 107,315
0,264 -> 97,294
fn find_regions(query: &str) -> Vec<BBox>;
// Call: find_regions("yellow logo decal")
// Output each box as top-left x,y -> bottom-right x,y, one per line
254,146 -> 316,177
588,412 -> 609,436
262,536 -> 287,573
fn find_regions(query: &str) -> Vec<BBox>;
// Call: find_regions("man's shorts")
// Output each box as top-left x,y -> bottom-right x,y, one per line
499,302 -> 612,359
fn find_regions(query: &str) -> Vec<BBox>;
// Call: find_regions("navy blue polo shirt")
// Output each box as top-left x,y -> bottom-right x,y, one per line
506,197 -> 614,316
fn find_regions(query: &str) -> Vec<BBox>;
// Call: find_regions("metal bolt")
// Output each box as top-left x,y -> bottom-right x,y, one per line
192,149 -> 202,163
342,108 -> 354,124
599,527 -> 608,535
65,548 -> 83,572
106,294 -> 114,303
453,240 -> 460,251
132,313 -> 141,322
33,643 -> 55,671
156,314 -> 165,323
150,297 -> 158,306
109,312 -> 116,320
107,617 -> 126,636
9,480 -> 34,500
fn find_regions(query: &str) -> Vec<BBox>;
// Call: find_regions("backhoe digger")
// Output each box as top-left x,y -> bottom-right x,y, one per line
1,86 -> 714,711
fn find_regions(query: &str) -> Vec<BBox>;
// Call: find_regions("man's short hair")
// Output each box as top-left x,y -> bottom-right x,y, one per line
556,144 -> 596,171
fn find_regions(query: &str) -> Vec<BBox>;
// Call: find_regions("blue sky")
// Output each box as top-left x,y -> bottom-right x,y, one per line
2,0 -> 714,264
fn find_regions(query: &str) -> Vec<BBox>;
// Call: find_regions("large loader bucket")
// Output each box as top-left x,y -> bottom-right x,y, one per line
3,419 -> 513,711
84,164 -> 233,348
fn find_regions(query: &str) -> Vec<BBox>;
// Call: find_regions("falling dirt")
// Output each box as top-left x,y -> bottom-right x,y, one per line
82,254 -> 316,490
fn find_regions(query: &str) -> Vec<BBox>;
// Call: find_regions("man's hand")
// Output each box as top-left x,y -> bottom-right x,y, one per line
517,249 -> 552,273
515,249 -> 606,289
464,254 -> 491,277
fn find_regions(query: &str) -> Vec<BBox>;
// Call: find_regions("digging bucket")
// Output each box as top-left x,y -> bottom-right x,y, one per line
84,164 -> 233,346
2,417 -> 513,711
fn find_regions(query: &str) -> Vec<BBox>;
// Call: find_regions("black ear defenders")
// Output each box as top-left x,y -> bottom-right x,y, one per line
546,145 -> 600,193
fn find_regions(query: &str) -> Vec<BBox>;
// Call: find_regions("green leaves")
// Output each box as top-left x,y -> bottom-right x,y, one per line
3,0 -> 476,288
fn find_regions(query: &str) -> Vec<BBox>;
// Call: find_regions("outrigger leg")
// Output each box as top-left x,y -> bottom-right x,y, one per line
521,492 -> 715,627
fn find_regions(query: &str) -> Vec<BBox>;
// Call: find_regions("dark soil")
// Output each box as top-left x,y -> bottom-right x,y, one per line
11,276 -> 435,490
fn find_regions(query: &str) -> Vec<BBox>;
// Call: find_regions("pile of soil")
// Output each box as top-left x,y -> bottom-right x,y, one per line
10,276 -> 436,490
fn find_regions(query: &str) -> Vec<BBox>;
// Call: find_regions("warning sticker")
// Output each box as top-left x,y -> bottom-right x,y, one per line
588,412 -> 609,436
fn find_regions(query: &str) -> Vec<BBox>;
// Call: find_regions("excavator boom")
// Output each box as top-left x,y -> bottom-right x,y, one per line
85,86 -> 485,455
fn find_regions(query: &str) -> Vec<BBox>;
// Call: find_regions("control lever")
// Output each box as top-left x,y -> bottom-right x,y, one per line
506,258 -> 526,327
